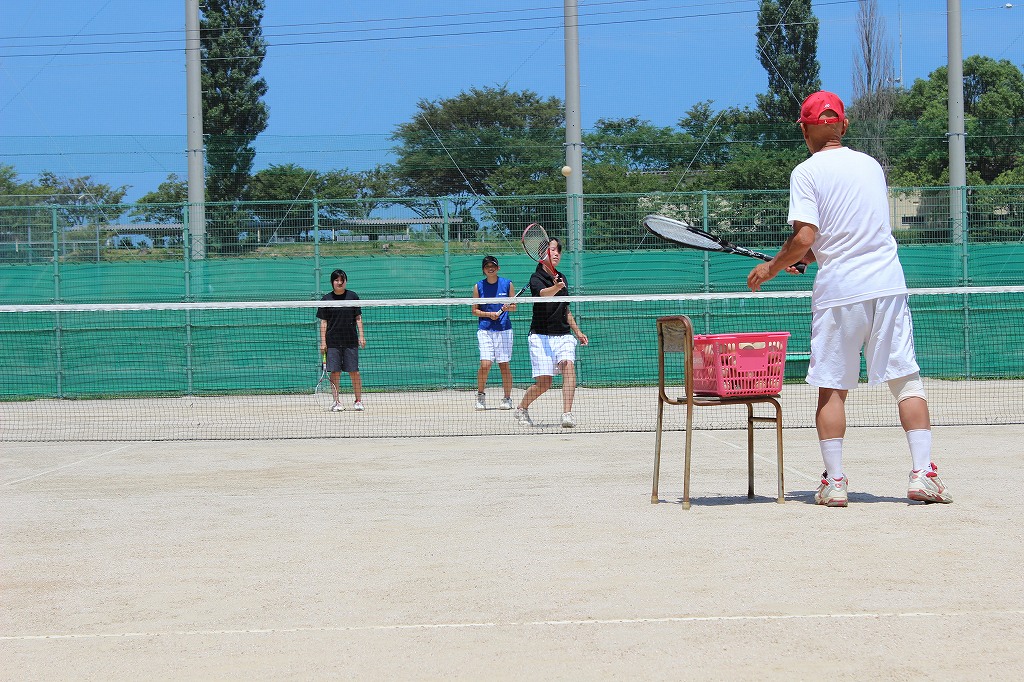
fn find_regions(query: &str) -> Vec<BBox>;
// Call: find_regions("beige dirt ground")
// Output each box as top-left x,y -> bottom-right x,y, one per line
2,425 -> 1023,680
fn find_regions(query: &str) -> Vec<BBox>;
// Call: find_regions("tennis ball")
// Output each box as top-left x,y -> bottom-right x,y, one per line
561,165 -> 572,177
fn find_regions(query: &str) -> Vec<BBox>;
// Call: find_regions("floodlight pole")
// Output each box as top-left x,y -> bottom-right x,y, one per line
947,0 -> 966,246
564,0 -> 584,266
186,0 -> 206,260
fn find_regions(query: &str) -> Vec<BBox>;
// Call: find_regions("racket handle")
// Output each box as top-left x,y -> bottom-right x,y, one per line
793,262 -> 807,274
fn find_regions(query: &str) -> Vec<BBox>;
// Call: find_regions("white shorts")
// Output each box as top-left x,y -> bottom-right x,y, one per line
807,295 -> 920,390
477,328 -> 513,363
528,333 -> 577,377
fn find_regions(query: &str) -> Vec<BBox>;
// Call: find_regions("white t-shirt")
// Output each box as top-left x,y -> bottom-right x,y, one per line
788,146 -> 907,311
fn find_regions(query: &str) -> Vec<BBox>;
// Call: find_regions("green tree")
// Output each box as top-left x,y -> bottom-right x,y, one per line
244,164 -> 399,242
35,172 -> 128,227
755,0 -> 821,123
201,0 -> 269,251
131,173 -> 187,224
0,166 -> 45,259
0,164 -> 34,201
889,56 -> 1024,186
391,86 -> 563,240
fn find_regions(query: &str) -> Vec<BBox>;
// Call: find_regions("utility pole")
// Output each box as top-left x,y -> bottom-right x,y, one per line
186,0 -> 206,259
947,0 -> 966,245
563,0 -> 584,264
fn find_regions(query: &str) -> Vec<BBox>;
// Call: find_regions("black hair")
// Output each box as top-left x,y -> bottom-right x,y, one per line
330,269 -> 347,284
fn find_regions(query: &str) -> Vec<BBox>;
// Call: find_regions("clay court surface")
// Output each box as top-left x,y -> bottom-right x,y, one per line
3,424 -> 1023,679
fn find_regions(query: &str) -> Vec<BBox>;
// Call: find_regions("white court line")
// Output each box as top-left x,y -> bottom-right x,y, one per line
703,431 -> 820,484
2,442 -> 147,486
4,610 -> 1023,641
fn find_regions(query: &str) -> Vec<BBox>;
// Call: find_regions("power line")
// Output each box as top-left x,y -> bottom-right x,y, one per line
0,1 -> 865,60
0,1 -> 754,42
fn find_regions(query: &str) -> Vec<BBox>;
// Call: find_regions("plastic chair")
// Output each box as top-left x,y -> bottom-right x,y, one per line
652,315 -> 785,509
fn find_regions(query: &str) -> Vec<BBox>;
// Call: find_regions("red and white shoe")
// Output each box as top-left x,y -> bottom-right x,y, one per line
908,462 -> 953,504
814,472 -> 848,507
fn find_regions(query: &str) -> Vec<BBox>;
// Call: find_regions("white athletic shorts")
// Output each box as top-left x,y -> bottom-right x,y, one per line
528,333 -> 577,378
806,294 -> 920,390
477,328 -> 513,363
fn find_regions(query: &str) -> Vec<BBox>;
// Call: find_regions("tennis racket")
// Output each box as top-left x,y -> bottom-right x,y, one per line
521,222 -> 560,284
314,352 -> 332,410
643,214 -> 806,274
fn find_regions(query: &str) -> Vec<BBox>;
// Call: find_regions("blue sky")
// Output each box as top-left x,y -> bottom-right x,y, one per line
1,1 -> 1021,200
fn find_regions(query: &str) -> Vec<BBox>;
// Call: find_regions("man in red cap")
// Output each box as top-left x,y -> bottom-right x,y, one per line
746,90 -> 952,508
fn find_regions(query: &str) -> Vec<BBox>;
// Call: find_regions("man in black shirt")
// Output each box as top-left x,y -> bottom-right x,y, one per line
514,238 -> 588,428
317,269 -> 366,411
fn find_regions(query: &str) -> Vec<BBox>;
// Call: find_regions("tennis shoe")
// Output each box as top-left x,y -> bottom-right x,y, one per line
514,408 -> 533,426
353,400 -> 364,411
475,393 -> 486,411
499,397 -> 514,410
814,472 -> 848,507
561,412 -> 576,428
907,462 -> 953,504
330,402 -> 343,412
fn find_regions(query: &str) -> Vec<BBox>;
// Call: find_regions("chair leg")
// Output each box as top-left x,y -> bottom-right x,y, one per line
682,403 -> 693,510
652,401 -> 664,504
774,400 -> 785,504
746,403 -> 755,499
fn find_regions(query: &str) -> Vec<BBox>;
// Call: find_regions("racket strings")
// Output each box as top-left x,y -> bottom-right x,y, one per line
644,216 -> 726,252
521,224 -> 549,262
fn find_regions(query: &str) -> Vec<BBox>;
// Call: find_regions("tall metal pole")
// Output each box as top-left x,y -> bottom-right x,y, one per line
564,0 -> 584,275
186,0 -> 206,260
947,0 -> 966,245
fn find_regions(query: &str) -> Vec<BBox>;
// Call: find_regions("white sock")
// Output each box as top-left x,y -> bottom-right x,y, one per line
906,429 -> 932,472
819,438 -> 844,481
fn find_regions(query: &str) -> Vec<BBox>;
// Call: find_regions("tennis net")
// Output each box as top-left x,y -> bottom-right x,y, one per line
2,287 -> 1022,441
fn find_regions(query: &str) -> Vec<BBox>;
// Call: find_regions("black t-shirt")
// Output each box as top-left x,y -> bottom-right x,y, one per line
317,290 -> 361,347
528,263 -> 571,335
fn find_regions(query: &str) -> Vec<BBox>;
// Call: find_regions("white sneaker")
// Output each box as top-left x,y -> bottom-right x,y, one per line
475,393 -> 486,411
513,408 -> 533,426
561,412 -> 576,428
908,462 -> 953,503
814,472 -> 849,507
330,402 -> 343,412
499,397 -> 514,410
353,400 -> 364,411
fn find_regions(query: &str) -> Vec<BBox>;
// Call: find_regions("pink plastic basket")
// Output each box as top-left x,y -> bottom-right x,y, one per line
692,332 -> 790,397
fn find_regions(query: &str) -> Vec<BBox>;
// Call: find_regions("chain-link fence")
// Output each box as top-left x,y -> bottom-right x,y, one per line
1,187 -> 1022,302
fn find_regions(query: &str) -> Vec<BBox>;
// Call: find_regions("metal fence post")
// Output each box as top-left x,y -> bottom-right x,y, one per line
442,198 -> 454,388
701,190 -> 711,333
182,202 -> 194,394
313,198 -> 322,297
960,190 -> 972,378
51,206 -> 63,398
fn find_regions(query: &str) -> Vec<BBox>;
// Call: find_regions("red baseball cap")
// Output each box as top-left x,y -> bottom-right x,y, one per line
797,90 -> 845,125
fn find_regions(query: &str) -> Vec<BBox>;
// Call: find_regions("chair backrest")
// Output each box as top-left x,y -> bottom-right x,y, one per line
656,315 -> 694,402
